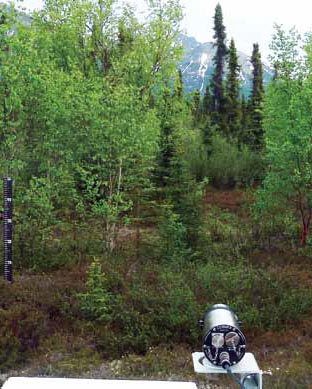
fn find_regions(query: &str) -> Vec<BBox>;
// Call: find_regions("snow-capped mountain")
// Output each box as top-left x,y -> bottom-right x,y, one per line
179,34 -> 273,96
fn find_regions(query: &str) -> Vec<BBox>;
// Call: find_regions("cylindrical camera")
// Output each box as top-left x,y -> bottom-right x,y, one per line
200,304 -> 246,368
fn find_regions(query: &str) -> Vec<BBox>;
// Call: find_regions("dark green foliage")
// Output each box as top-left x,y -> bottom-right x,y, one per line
225,38 -> 241,137
211,3 -> 227,132
154,78 -> 204,254
202,85 -> 212,118
202,121 -> 213,159
175,69 -> 183,98
239,95 -> 249,145
158,206 -> 190,262
192,89 -> 202,122
249,43 -> 265,149
205,133 -> 265,188
155,89 -> 178,189
79,258 -> 114,322
185,128 -> 209,180
168,162 -> 204,252
158,121 -> 205,252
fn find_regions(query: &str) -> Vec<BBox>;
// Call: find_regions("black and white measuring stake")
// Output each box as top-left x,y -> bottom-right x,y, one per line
3,177 -> 13,282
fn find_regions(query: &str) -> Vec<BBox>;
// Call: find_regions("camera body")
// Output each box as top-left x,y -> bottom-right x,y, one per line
200,304 -> 246,368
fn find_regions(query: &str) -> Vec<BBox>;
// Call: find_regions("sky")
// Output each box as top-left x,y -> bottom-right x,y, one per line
17,0 -> 312,62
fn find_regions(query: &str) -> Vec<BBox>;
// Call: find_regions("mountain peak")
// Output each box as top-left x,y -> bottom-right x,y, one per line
179,34 -> 273,96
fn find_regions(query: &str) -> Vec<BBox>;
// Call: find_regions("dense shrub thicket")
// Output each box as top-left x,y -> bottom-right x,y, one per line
0,0 -> 268,270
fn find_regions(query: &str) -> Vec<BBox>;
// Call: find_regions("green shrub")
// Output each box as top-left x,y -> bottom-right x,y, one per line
78,256 -> 312,357
82,262 -> 200,356
158,207 -> 190,262
198,206 -> 249,261
196,260 -> 312,330
252,185 -> 299,249
78,258 -> 114,322
108,265 -> 200,354
184,129 -> 209,181
206,133 -> 265,188
15,177 -> 57,269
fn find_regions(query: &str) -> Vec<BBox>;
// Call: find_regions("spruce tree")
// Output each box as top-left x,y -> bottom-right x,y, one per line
156,89 -> 176,188
202,85 -> 212,118
226,38 -> 241,138
239,95 -> 249,146
192,89 -> 202,124
156,89 -> 203,253
201,86 -> 212,152
211,3 -> 227,130
249,43 -> 264,150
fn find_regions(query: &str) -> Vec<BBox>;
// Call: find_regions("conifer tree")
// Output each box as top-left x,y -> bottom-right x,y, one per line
201,86 -> 212,153
249,43 -> 264,149
192,89 -> 202,123
156,90 -> 176,188
202,85 -> 212,118
211,3 -> 227,130
226,38 -> 241,137
156,87 -> 203,253
239,95 -> 248,145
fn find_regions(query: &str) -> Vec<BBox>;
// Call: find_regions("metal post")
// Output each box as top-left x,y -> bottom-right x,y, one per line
3,177 -> 13,282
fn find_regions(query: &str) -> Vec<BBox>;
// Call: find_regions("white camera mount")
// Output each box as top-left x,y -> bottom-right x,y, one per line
192,352 -> 262,388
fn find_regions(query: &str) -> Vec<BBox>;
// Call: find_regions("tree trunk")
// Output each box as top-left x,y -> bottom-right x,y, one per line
301,208 -> 312,247
301,224 -> 308,247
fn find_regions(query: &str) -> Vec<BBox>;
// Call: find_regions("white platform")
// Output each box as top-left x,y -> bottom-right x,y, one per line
192,352 -> 261,374
192,352 -> 262,388
2,378 -> 197,389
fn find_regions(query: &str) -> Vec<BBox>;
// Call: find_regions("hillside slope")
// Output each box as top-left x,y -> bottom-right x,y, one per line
179,34 -> 273,95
